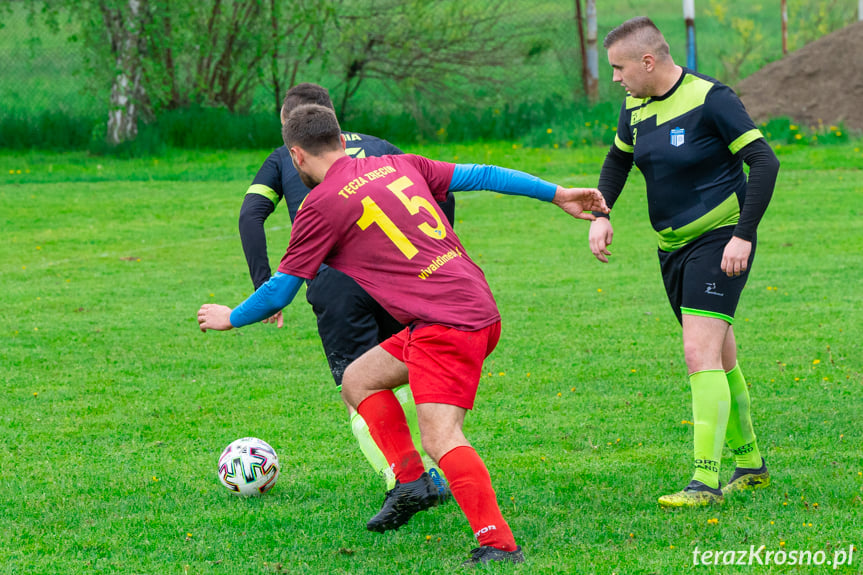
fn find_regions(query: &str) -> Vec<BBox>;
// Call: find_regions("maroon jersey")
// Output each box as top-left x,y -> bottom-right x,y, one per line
277,154 -> 500,331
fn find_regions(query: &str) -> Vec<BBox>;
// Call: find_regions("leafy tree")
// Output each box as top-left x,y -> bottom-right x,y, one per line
325,0 -> 524,120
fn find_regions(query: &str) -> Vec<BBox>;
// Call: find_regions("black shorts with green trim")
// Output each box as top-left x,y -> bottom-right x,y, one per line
658,226 -> 756,325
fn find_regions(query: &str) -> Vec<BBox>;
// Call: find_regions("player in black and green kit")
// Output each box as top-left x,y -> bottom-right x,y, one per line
589,17 -> 780,507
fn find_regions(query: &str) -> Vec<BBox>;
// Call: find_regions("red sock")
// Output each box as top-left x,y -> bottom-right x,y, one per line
356,391 -> 424,483
438,445 -> 517,551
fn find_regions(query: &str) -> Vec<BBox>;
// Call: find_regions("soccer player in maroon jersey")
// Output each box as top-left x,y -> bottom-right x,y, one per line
198,104 -> 608,566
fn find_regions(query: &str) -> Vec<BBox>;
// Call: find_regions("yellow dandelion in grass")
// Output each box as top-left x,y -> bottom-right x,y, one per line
795,134 -> 803,140
794,377 -> 800,382
783,502 -> 788,506
546,128 -> 553,134
36,246 -> 41,250
707,518 -> 718,525
858,472 -> 862,476
498,372 -> 505,377
540,456 -> 547,462
512,143 -> 518,149
570,387 -> 575,392
813,503 -> 819,508
681,420 -> 694,425
629,533 -> 634,538
487,372 -> 492,377
33,392 -> 38,397
557,392 -> 562,397
526,372 -> 531,377
630,369 -> 637,373
790,124 -> 799,130
780,541 -> 786,547
425,535 -> 432,541
770,521 -> 774,525
152,476 -> 159,482
812,359 -> 821,365
209,293 -> 215,298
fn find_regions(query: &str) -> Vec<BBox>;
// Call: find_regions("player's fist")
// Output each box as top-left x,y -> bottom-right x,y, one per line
589,217 -> 614,263
552,187 -> 609,221
197,304 -> 234,332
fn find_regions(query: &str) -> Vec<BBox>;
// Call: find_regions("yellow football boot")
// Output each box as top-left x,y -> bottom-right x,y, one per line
659,480 -> 724,507
723,458 -> 770,494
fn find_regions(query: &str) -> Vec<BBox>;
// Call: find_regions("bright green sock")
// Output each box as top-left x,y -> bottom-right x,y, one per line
689,370 -> 731,489
350,412 -> 396,490
725,363 -> 763,469
393,384 -> 443,477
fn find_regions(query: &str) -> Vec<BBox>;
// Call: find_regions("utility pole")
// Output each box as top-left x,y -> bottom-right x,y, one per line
585,0 -> 598,102
782,0 -> 788,55
683,0 -> 697,71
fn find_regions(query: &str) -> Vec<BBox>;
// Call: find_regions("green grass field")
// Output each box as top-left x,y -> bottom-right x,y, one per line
1,141 -> 862,574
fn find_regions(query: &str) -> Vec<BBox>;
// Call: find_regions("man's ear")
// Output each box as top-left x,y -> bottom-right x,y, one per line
290,146 -> 306,167
642,53 -> 656,72
340,133 -> 347,150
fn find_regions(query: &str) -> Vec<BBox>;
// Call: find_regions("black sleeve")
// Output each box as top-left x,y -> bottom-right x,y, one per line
594,144 -> 634,218
239,193 -> 277,290
733,138 -> 780,241
384,140 -> 403,155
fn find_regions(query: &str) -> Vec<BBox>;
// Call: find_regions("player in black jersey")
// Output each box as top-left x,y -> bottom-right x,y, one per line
589,18 -> 779,507
238,83 -> 454,497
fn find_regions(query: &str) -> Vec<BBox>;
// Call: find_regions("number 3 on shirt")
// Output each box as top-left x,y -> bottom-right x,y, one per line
356,176 -> 447,259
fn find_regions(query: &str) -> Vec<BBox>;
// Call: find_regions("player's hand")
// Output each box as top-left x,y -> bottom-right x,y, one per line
261,310 -> 284,328
589,217 -> 614,263
197,304 -> 234,332
721,236 -> 752,277
552,187 -> 609,221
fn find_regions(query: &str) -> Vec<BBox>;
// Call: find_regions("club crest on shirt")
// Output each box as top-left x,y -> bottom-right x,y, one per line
670,127 -> 685,147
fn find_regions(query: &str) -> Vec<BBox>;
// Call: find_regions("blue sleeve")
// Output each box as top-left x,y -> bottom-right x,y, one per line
229,272 -> 304,328
448,164 -> 558,202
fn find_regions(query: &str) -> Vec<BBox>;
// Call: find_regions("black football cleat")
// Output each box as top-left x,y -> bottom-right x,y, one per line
462,545 -> 525,567
366,472 -> 439,533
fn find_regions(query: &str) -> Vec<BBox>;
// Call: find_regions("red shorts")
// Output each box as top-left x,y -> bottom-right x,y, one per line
380,321 -> 502,410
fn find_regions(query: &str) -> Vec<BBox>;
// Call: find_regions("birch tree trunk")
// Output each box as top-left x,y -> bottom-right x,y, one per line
104,0 -> 147,145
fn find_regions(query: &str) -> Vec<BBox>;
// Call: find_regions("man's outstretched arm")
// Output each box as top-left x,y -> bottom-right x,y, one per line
197,272 -> 304,332
448,164 -> 608,219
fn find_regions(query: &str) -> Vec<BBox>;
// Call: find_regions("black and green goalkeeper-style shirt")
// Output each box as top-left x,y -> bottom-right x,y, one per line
597,68 -> 779,252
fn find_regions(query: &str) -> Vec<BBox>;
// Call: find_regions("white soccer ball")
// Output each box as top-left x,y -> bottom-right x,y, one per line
217,437 -> 280,496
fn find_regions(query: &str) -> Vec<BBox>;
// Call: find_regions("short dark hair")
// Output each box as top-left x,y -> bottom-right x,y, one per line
603,16 -> 669,58
282,104 -> 342,155
282,83 -> 335,117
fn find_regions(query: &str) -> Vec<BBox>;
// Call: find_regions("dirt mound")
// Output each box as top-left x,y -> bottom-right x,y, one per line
736,20 -> 863,132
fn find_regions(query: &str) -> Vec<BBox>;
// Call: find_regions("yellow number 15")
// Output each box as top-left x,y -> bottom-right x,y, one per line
355,176 -> 447,260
